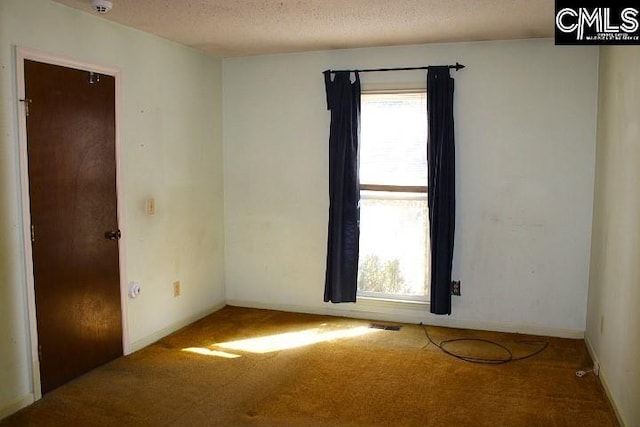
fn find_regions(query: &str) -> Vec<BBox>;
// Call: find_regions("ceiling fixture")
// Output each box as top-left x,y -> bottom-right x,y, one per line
90,0 -> 113,14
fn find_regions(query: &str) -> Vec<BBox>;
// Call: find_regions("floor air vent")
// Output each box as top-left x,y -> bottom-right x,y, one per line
370,323 -> 402,331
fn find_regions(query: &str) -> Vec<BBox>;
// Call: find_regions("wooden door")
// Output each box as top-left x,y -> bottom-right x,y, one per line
24,60 -> 123,394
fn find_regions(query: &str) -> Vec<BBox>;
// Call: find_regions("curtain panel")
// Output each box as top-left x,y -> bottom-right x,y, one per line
427,66 -> 456,315
323,71 -> 361,303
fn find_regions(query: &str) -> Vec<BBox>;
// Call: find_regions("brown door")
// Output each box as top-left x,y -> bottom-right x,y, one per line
24,59 -> 123,394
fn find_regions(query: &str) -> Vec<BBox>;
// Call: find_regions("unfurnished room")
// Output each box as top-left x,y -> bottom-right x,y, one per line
0,0 -> 638,426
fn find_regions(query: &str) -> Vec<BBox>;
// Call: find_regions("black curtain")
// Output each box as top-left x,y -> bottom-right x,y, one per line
427,66 -> 456,315
323,71 -> 361,303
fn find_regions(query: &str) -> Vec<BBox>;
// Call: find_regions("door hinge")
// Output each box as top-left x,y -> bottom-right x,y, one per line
89,72 -> 100,84
31,224 -> 35,242
38,345 -> 42,361
19,98 -> 32,117
104,229 -> 121,241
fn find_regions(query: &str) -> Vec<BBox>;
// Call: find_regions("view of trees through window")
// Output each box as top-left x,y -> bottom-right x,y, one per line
358,255 -> 406,294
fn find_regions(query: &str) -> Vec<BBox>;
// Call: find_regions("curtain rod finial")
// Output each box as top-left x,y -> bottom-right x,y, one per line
455,62 -> 465,71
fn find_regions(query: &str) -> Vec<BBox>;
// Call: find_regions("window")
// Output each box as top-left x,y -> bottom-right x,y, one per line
358,91 -> 430,302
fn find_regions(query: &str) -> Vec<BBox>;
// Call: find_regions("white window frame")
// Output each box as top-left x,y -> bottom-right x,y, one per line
357,88 -> 429,303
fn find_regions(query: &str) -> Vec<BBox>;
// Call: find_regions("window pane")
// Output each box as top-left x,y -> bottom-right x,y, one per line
357,192 -> 430,298
360,92 -> 427,186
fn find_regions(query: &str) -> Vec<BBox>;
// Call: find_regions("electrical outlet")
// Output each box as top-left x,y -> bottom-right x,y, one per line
593,361 -> 600,376
146,198 -> 155,215
173,280 -> 181,297
451,281 -> 461,296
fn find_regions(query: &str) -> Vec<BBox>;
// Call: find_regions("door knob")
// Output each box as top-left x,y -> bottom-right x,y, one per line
105,230 -> 121,240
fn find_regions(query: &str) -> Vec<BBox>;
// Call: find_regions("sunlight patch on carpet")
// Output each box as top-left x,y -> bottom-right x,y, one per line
182,347 -> 242,358
214,326 -> 379,354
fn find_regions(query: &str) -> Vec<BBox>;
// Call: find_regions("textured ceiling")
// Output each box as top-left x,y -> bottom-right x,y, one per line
52,0 -> 555,57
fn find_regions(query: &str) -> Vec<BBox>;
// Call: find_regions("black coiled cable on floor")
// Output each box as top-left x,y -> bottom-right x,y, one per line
420,323 -> 549,364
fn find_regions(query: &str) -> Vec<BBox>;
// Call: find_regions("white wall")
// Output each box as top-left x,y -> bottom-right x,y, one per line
0,0 -> 225,416
586,46 -> 640,427
223,39 -> 599,337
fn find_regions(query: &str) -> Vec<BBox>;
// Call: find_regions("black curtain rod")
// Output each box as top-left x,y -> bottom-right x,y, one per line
323,62 -> 465,74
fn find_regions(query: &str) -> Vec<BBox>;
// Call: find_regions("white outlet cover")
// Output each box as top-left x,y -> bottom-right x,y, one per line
128,281 -> 141,298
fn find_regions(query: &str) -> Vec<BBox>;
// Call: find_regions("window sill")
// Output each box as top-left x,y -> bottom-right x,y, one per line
357,295 -> 429,308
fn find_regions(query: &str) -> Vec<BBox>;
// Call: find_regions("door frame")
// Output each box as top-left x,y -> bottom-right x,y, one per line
15,46 -> 130,400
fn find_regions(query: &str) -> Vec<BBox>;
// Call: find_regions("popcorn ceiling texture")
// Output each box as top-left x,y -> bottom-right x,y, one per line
52,0 -> 554,56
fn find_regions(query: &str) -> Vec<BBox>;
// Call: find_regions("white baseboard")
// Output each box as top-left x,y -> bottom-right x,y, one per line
225,299 -> 584,339
0,393 -> 35,421
584,335 -> 626,427
128,302 -> 226,353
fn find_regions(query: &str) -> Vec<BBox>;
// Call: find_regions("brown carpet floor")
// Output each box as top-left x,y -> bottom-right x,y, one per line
1,306 -> 618,426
